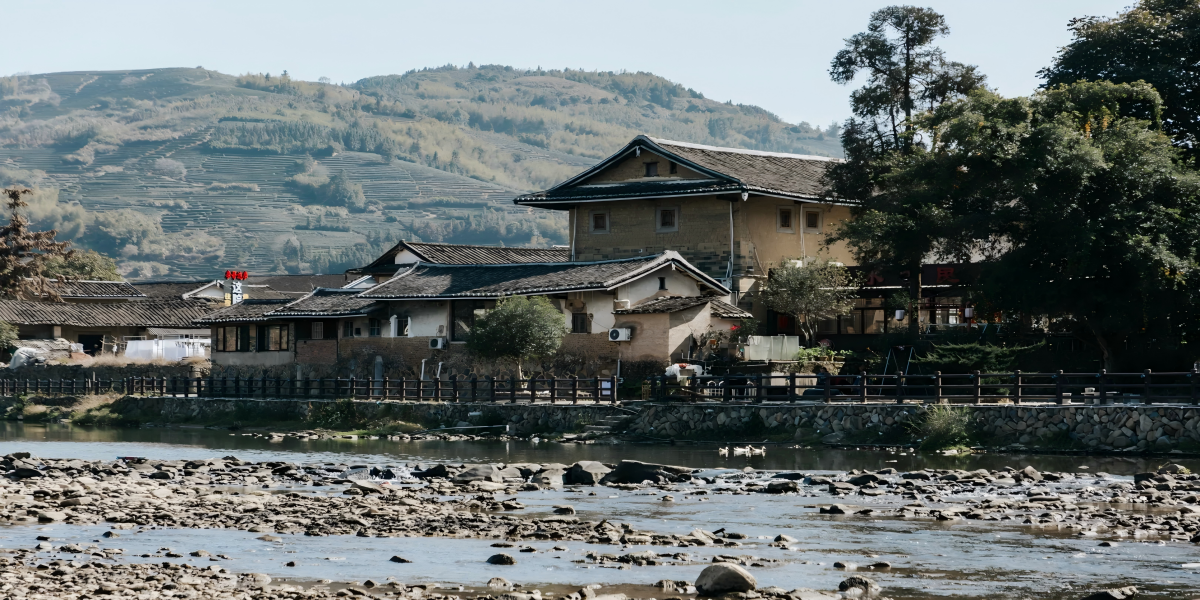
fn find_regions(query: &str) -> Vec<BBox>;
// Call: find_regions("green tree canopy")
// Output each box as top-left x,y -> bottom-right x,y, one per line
42,249 -> 121,281
465,295 -> 567,378
1040,0 -> 1200,158
842,80 -> 1200,368
0,188 -> 75,300
759,258 -> 858,346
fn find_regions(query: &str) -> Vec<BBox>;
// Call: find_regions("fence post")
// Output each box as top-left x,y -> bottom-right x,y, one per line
548,377 -> 557,404
973,370 -> 982,404
755,374 -> 764,403
610,375 -> 619,403
788,373 -> 797,403
1144,369 -> 1152,404
1013,370 -> 1022,404
511,376 -> 518,404
592,377 -> 601,405
571,375 -> 579,404
934,371 -> 943,403
1192,368 -> 1199,405
468,375 -> 476,401
1055,370 -> 1064,405
896,371 -> 905,405
859,371 -> 868,403
823,372 -> 831,404
1097,369 -> 1106,405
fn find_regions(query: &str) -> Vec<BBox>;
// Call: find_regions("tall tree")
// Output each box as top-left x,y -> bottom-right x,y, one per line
865,81 -> 1200,369
759,259 -> 858,347
0,188 -> 76,300
826,6 -> 986,334
1040,0 -> 1200,158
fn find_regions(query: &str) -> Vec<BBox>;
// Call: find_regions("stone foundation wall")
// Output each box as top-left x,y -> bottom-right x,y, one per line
111,396 -> 626,436
629,402 -> 1200,450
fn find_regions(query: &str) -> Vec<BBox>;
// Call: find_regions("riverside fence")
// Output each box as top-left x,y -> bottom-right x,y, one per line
3,369 -> 1200,405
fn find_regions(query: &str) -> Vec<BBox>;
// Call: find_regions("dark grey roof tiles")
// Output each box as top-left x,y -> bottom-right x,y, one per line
0,300 -> 218,328
405,242 -> 568,265
516,135 -> 842,205
244,274 -> 351,293
359,252 -> 727,299
194,300 -> 292,324
614,295 -> 752,318
44,280 -> 145,299
270,289 -> 383,317
133,281 -> 215,300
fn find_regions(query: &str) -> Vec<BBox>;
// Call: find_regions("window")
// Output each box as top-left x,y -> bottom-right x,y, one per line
369,318 -> 382,337
571,312 -> 589,334
311,321 -> 324,340
343,321 -> 354,338
256,325 -> 289,351
656,207 -> 679,232
777,207 -> 794,232
644,162 -> 659,177
216,325 -> 250,352
804,210 -> 822,231
589,211 -> 609,234
451,299 -> 488,342
658,277 -> 667,291
668,161 -> 678,174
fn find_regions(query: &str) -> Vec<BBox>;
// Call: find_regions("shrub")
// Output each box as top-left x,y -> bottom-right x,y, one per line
913,404 -> 974,450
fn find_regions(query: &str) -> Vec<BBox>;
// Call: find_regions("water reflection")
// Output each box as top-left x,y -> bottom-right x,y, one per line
2,422 -> 1194,474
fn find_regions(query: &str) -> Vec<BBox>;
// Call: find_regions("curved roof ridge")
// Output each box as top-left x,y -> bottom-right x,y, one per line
645,136 -> 842,162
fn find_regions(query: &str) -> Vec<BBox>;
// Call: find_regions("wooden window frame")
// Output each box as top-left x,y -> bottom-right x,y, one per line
589,211 -> 610,234
656,206 -> 680,233
777,206 -> 795,233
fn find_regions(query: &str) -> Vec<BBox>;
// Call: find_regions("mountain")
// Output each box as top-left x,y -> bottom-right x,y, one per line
0,66 -> 841,279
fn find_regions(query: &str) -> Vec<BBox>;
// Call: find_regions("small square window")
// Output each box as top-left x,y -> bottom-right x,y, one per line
644,162 -> 658,177
656,207 -> 679,232
658,277 -> 667,291
590,212 -> 609,233
571,312 -> 589,334
312,322 -> 324,340
778,208 -> 794,232
369,318 -> 381,337
669,161 -> 678,174
804,210 -> 821,230
343,321 -> 354,338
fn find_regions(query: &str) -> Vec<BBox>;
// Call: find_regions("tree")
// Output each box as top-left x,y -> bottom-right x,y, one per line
1040,0 -> 1200,158
0,188 -> 75,300
466,295 -> 567,379
42,249 -> 120,281
826,6 -> 986,334
759,259 -> 858,347
864,80 -> 1200,369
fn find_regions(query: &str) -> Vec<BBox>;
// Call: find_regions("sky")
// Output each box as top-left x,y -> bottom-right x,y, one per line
5,0 -> 1134,126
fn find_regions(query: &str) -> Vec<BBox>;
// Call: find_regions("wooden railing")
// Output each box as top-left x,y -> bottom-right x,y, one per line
0,375 -> 622,404
647,369 -> 1200,405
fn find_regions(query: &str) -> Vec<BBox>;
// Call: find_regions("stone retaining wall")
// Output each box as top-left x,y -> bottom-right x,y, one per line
110,396 -> 626,436
630,402 -> 1200,450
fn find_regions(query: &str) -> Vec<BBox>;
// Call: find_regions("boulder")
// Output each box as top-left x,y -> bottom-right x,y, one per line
37,511 -> 67,522
11,467 -> 42,479
565,461 -> 611,485
847,473 -> 884,486
412,464 -> 450,479
820,504 -> 849,515
535,469 -> 566,487
389,556 -> 412,563
838,576 -> 880,595
1018,466 -> 1043,482
772,472 -> 806,481
487,553 -> 517,565
1158,463 -> 1190,474
1078,587 -> 1138,600
454,464 -> 502,483
352,480 -> 384,494
765,480 -> 799,494
774,534 -> 797,543
553,505 -> 576,515
599,460 -> 691,485
488,577 -> 513,590
694,563 -> 757,595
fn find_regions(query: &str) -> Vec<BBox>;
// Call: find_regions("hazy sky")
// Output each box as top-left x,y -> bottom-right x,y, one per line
6,0 -> 1133,126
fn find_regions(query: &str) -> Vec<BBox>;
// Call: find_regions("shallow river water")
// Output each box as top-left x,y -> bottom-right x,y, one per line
4,423 -> 1200,599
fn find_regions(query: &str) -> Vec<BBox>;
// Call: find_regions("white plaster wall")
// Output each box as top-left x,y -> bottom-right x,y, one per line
390,300 -> 447,337
616,265 -> 701,304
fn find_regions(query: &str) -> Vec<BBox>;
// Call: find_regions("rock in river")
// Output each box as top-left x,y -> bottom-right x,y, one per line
1078,587 -> 1138,600
487,553 -> 517,565
694,563 -> 757,595
838,575 -> 880,596
565,461 -> 611,485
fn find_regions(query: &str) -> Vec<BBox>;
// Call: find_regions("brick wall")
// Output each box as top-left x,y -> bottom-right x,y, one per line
296,339 -> 337,365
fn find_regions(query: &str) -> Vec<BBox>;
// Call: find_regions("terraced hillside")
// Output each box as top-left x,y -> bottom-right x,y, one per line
0,66 -> 839,279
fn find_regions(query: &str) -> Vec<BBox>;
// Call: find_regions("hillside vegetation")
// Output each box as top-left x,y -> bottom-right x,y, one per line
0,66 -> 840,279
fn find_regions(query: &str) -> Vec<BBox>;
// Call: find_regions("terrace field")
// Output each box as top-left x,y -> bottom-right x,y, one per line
0,66 -> 840,279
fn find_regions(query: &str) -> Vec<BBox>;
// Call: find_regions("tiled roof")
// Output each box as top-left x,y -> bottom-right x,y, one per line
42,280 -> 145,299
359,251 -> 729,299
193,299 -> 292,324
269,289 -> 383,317
515,135 -> 842,206
404,242 -> 569,265
0,300 -> 218,328
245,274 -> 352,293
349,241 -> 569,273
133,281 -> 216,300
614,295 -> 752,319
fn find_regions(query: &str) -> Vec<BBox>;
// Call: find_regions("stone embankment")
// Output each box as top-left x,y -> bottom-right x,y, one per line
631,403 -> 1200,450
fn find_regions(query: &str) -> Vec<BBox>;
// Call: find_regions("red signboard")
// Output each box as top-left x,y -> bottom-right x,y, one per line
224,270 -> 249,280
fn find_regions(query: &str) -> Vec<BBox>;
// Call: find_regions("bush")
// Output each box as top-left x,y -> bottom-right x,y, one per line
912,404 -> 974,450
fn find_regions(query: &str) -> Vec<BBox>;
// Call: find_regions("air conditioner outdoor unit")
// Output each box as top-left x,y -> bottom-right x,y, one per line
608,328 -> 632,342
429,337 -> 447,350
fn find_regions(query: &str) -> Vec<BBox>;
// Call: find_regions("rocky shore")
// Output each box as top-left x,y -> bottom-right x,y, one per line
2,452 -> 1196,599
